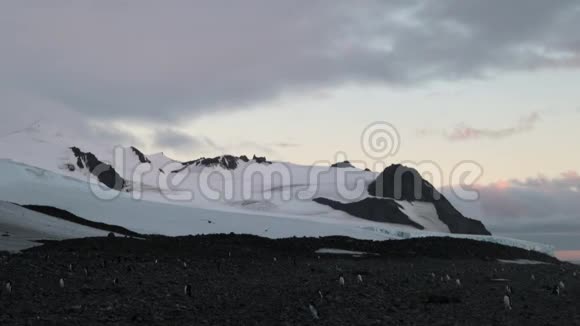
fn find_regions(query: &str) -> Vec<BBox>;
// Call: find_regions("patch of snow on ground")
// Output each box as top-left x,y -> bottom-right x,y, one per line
0,201 -> 115,251
315,248 -> 378,256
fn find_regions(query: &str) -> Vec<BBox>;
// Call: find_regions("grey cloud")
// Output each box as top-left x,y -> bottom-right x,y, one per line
203,137 -> 225,152
89,125 -> 144,148
1,1 -> 579,122
447,170 -> 580,220
443,171 -> 580,249
152,129 -> 202,150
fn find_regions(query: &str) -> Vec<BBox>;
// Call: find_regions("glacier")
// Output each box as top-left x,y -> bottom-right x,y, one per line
0,159 -> 554,255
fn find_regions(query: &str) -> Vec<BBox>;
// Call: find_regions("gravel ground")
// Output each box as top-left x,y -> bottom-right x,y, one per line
0,235 -> 578,326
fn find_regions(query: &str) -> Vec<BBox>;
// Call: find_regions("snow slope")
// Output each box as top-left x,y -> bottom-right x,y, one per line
0,201 -> 115,251
0,123 -> 444,232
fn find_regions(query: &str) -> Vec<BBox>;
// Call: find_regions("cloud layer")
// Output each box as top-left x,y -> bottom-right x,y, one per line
445,170 -> 580,249
1,1 -> 579,122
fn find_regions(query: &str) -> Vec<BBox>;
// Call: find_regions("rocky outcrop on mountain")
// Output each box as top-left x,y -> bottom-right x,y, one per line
331,161 -> 356,168
130,146 -> 151,164
171,155 -> 272,173
252,155 -> 270,164
313,197 -> 424,229
70,147 -> 126,191
368,164 -> 491,235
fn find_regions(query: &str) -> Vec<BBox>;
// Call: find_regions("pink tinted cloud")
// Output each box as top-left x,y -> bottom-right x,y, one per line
555,250 -> 580,261
419,112 -> 540,141
472,170 -> 580,219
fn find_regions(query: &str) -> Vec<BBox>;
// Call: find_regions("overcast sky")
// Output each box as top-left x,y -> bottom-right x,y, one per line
1,1 -> 579,256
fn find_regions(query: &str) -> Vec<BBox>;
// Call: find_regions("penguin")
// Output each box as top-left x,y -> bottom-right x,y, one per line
531,274 -> 535,281
505,285 -> 513,295
552,285 -> 560,296
318,290 -> 324,300
308,302 -> 320,320
113,278 -> 119,286
357,274 -> 363,283
68,264 -> 73,272
456,279 -> 462,287
430,272 -> 436,279
83,267 -> 89,278
154,259 -> 158,264
59,278 -> 65,289
5,281 -> 12,294
558,281 -> 565,290
183,261 -> 188,268
339,274 -> 345,286
445,274 -> 451,282
184,284 -> 192,297
503,295 -> 512,311
273,257 -> 277,262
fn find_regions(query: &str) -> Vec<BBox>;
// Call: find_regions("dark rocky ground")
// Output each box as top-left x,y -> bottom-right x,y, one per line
0,235 -> 578,326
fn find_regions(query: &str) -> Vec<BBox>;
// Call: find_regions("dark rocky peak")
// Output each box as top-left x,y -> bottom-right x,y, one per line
130,146 -> 151,164
331,161 -> 356,168
171,154 -> 271,173
368,164 -> 437,201
70,147 -> 126,191
367,164 -> 491,235
252,155 -> 270,164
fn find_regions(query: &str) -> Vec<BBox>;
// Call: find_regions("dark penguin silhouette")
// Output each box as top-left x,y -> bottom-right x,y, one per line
5,281 -> 12,294
184,284 -> 192,297
552,285 -> 560,296
505,285 -> 513,295
308,302 -> 320,320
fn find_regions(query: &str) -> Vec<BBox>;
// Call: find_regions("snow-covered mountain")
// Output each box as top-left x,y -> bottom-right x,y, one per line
0,121 -> 552,254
